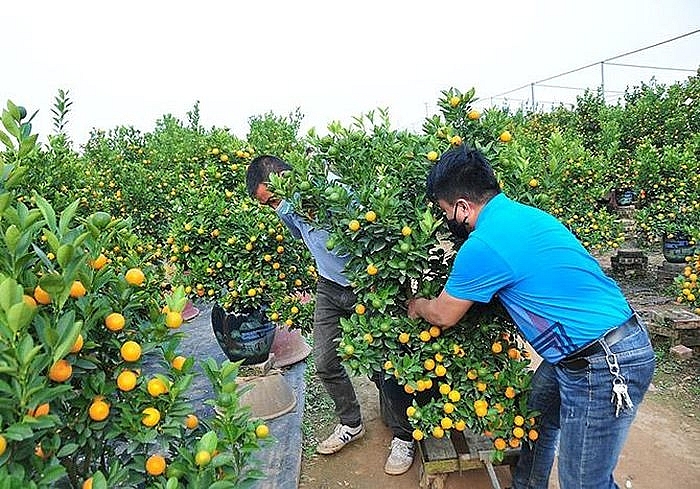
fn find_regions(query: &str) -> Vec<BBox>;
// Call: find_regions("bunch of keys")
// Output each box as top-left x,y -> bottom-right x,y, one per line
611,378 -> 634,417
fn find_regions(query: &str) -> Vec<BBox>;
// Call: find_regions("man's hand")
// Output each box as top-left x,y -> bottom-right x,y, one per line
407,297 -> 424,319
406,291 -> 474,329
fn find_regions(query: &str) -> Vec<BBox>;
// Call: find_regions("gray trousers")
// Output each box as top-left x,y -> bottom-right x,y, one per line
313,277 -> 362,427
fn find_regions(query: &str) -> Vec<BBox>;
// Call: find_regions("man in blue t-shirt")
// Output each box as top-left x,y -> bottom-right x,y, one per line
247,155 -> 417,475
408,145 -> 655,489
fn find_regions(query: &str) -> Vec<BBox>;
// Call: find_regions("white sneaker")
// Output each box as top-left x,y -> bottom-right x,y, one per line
384,437 -> 415,475
316,423 -> 365,454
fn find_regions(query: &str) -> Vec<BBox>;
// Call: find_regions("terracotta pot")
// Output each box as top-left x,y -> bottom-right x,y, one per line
270,326 -> 311,368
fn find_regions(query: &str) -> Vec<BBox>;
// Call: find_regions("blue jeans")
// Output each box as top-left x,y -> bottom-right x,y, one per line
512,317 -> 655,489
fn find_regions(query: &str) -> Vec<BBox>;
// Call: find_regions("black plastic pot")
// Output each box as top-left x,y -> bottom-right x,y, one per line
662,234 -> 696,264
211,304 -> 276,365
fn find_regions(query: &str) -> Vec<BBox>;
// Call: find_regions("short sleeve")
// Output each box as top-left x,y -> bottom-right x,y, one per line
444,237 -> 513,303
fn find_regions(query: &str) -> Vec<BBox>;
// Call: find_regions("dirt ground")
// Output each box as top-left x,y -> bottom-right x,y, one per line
299,250 -> 700,489
299,375 -> 700,489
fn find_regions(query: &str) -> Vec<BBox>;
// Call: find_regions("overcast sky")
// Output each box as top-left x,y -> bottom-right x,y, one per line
5,1 -> 700,147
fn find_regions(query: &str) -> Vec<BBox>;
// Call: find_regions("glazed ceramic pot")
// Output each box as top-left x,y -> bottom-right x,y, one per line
211,304 -> 276,365
614,188 -> 635,207
662,233 -> 696,264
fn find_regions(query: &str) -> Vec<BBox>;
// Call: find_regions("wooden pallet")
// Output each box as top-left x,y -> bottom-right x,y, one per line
418,429 -> 519,489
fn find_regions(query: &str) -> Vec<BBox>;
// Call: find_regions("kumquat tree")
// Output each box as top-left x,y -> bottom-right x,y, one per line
271,94 -> 539,462
1,65 -> 699,484
269,76 -> 700,460
0,102 -> 270,488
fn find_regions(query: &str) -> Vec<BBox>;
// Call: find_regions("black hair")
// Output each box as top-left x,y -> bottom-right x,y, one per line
245,155 -> 291,197
426,145 -> 501,204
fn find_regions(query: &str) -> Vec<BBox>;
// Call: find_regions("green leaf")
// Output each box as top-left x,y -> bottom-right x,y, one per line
0,276 -> 22,313
220,361 -> 239,380
12,309 -> 37,342
17,134 -> 38,159
0,129 -> 12,149
91,470 -> 107,489
54,316 -> 80,363
0,378 -> 15,393
4,422 -> 33,440
20,122 -> 31,139
38,465 -> 67,486
56,244 -> 74,268
211,452 -> 234,468
0,192 -> 10,214
208,482 -> 237,489
58,199 -> 80,235
39,273 -> 64,295
73,231 -> 91,249
56,443 -> 79,457
33,193 -> 57,232
1,111 -> 19,139
23,208 -> 43,228
7,101 -> 20,120
16,333 -> 33,358
4,225 -> 20,252
197,431 -> 218,454
43,230 -> 60,253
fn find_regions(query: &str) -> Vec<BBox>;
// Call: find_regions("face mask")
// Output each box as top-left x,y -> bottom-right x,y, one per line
446,217 -> 471,240
446,201 -> 472,240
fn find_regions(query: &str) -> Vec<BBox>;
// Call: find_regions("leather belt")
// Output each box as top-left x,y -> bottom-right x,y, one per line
559,315 -> 640,370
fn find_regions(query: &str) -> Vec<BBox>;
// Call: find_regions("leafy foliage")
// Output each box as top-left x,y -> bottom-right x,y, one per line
0,101 -> 268,488
1,66 -> 699,472
51,89 -> 73,135
271,102 -> 536,460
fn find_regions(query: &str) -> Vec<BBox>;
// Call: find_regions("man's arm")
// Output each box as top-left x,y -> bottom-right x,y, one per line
274,201 -> 303,240
408,290 -> 473,330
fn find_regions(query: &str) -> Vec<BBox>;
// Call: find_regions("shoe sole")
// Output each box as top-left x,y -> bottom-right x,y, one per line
315,428 -> 366,455
384,458 -> 414,476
